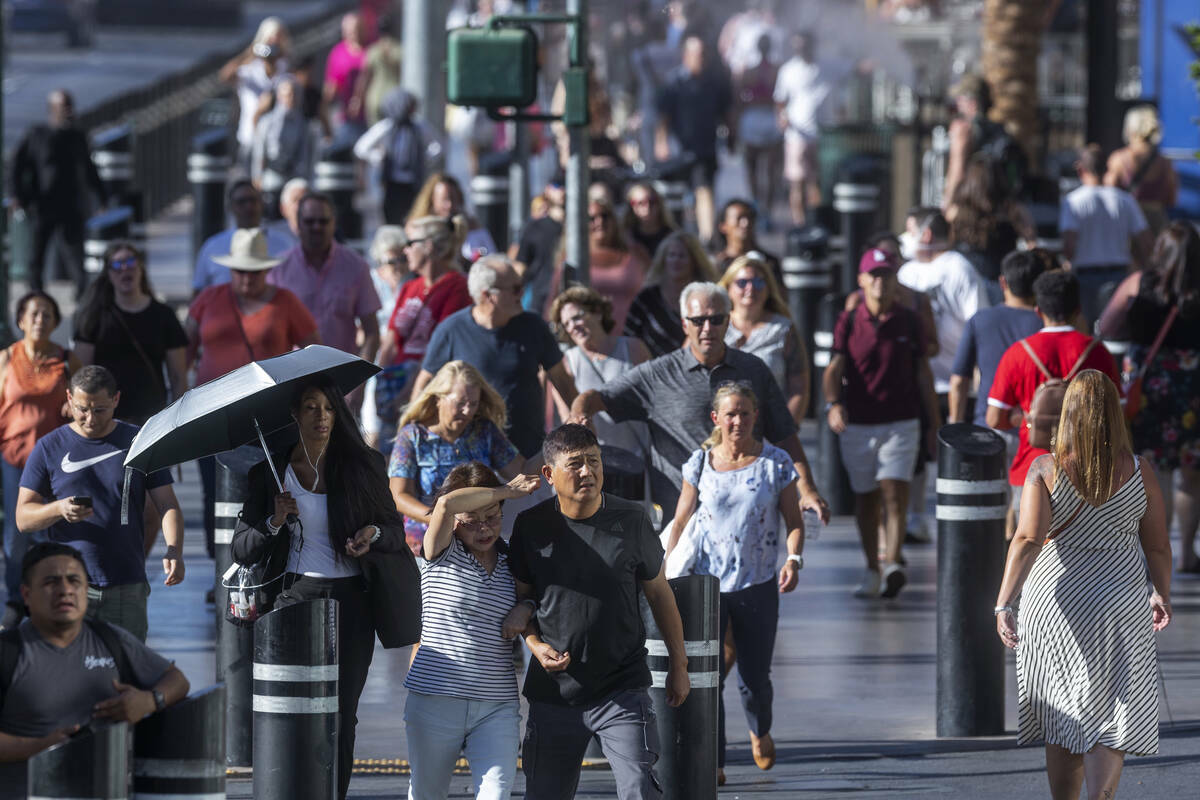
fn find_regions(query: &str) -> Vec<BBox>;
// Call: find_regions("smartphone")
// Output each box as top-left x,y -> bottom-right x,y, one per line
73,496 -> 93,508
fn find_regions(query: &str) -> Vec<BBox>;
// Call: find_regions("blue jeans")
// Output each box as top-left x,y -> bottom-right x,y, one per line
718,578 -> 779,767
1075,265 -> 1128,331
404,691 -> 520,800
2,458 -> 28,604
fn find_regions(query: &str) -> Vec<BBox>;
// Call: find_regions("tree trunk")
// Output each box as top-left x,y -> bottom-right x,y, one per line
981,0 -> 1042,168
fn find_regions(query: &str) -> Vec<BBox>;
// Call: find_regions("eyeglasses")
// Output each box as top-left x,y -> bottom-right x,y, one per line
685,314 -> 728,328
380,256 -> 405,266
403,237 -> 429,248
109,257 -> 139,272
456,509 -> 502,532
734,277 -> 767,291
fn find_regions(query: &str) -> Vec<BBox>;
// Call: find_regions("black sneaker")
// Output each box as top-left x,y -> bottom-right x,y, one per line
881,564 -> 907,599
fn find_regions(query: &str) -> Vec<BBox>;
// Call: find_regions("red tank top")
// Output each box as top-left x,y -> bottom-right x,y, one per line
0,343 -> 70,466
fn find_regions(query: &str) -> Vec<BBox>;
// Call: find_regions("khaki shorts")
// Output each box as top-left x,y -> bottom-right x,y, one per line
839,419 -> 921,494
784,128 -> 818,183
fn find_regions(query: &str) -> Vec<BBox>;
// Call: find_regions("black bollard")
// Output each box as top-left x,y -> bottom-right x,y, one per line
189,129 -> 231,259
470,167 -> 510,254
132,685 -> 226,799
215,445 -> 263,769
651,178 -> 688,230
92,125 -> 135,209
27,721 -> 130,799
313,145 -> 364,253
84,206 -> 134,276
814,293 -> 854,515
640,574 -> 719,800
782,226 -> 831,418
599,444 -> 645,502
832,159 -> 882,296
253,599 -> 339,800
935,423 -> 1008,737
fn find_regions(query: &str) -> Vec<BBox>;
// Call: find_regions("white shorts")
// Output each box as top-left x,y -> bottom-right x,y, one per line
839,419 -> 921,494
784,128 -> 818,183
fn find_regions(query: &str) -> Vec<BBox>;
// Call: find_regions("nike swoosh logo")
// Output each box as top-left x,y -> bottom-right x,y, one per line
61,450 -> 123,473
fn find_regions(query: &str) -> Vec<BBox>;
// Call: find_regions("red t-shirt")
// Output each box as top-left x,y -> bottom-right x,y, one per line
988,327 -> 1120,486
189,285 -> 318,385
832,302 -> 928,425
386,271 -> 471,364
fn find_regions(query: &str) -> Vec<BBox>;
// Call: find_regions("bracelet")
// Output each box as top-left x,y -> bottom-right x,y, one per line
265,517 -> 282,535
994,605 -> 1014,615
786,554 -> 803,569
368,525 -> 381,544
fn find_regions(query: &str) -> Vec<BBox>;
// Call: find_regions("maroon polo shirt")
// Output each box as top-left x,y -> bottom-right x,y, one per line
832,301 -> 926,424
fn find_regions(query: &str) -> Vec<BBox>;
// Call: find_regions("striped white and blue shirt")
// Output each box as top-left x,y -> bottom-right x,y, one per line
404,536 -> 520,701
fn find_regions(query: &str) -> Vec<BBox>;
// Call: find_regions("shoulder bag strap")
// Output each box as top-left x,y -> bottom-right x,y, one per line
85,619 -> 133,685
1128,149 -> 1160,193
1018,338 -> 1054,381
110,307 -> 161,385
1134,305 -> 1179,382
228,286 -> 258,361
1065,338 -> 1101,381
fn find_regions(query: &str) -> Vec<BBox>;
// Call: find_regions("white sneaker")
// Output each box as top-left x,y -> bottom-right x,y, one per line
881,563 -> 907,599
905,514 -> 931,544
853,568 -> 881,598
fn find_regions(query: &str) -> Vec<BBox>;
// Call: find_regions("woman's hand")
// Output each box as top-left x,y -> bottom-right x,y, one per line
504,473 -> 541,498
501,602 -> 533,640
1150,592 -> 1171,631
345,526 -> 377,557
271,492 -> 298,528
778,560 -> 800,593
996,608 -> 1018,649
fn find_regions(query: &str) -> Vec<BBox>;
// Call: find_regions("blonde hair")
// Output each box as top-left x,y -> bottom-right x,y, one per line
1123,105 -> 1163,146
399,361 -> 508,431
645,231 -> 718,286
407,214 -> 468,262
1053,370 -> 1132,506
717,253 -> 792,320
701,382 -> 758,451
408,173 -> 465,221
252,16 -> 291,54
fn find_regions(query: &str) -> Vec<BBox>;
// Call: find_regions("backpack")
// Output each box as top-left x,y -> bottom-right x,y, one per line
385,120 -> 425,186
1017,337 -> 1100,450
0,619 -> 133,708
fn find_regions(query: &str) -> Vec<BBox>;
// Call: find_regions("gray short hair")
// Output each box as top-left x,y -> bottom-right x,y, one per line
679,281 -> 730,318
369,225 -> 407,265
467,255 -> 514,303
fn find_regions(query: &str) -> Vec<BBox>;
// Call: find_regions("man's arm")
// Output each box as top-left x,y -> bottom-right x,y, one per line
546,361 -> 578,409
357,314 -> 380,364
411,369 -> 435,398
93,664 -> 190,724
917,357 -> 941,454
0,726 -> 81,763
569,389 -> 608,423
822,352 -> 848,434
948,374 -> 972,424
775,434 -> 828,523
1060,231 -> 1078,265
16,488 -> 91,533
641,564 -> 690,707
148,485 -> 185,586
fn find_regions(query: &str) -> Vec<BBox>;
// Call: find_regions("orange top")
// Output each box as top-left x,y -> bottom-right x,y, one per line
0,343 -> 70,467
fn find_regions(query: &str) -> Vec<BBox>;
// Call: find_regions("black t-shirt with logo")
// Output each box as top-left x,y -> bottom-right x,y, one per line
509,494 -> 664,706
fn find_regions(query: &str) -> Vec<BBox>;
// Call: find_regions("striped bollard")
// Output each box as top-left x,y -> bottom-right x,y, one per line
470,171 -> 509,254
253,599 -> 339,800
641,574 -> 719,800
832,181 -> 879,295
133,685 -> 226,798
188,130 -> 231,258
935,423 -> 1007,737
27,721 -> 130,799
814,293 -> 854,516
313,150 -> 364,253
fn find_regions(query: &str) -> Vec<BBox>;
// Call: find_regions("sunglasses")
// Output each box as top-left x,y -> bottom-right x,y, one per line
686,313 -> 728,328
109,257 -> 139,272
403,237 -> 430,248
380,256 -> 405,266
734,277 -> 767,291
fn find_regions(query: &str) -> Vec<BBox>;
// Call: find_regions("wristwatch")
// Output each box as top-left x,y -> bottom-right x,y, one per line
823,401 -> 841,414
786,554 -> 804,570
152,689 -> 166,712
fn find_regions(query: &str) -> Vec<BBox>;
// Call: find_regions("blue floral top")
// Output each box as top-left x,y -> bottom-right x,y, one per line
388,418 -> 519,552
683,443 -> 798,593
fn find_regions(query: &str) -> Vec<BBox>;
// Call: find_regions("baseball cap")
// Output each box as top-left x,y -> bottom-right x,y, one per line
859,247 -> 900,274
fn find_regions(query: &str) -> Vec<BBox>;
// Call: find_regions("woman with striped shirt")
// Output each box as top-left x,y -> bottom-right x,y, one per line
404,461 -> 540,800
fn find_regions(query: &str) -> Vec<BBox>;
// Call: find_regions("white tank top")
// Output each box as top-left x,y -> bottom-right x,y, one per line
283,464 -> 361,578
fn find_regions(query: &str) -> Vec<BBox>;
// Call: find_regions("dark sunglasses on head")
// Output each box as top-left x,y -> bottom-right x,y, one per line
734,277 -> 767,291
109,257 -> 139,272
686,313 -> 728,328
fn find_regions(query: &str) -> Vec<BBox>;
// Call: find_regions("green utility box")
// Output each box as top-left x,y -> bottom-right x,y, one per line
447,26 -> 539,108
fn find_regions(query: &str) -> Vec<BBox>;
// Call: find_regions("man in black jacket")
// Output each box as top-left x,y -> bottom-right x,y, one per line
11,90 -> 107,295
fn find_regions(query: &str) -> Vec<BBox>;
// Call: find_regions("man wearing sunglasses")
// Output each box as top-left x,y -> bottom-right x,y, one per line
571,282 -> 828,526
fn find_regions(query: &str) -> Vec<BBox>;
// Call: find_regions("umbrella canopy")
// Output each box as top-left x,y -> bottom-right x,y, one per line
125,345 -> 379,476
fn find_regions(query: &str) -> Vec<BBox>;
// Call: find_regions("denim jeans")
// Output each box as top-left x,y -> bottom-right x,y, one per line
2,457 -> 27,604
718,578 -> 779,767
403,691 -> 520,800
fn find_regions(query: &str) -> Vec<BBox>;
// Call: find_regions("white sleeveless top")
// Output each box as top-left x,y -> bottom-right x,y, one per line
283,464 -> 360,578
564,337 -> 649,457
726,313 -> 792,391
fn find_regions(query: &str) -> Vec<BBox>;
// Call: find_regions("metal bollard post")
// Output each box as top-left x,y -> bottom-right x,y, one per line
188,129 -> 231,259
313,146 -> 364,253
832,156 -> 882,296
27,721 -> 130,800
935,423 -> 1008,737
470,168 -> 510,254
132,686 -> 226,799
782,226 -> 831,418
92,125 -> 135,207
214,445 -> 263,768
651,179 -> 688,230
814,293 -> 854,515
641,574 -> 719,800
84,207 -> 134,276
253,599 -> 339,800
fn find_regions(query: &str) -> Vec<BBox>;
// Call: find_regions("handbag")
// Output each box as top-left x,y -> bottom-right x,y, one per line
1123,305 -> 1178,422
661,449 -> 707,579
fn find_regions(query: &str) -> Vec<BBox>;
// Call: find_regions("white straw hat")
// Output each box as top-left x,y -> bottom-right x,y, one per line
213,228 -> 283,271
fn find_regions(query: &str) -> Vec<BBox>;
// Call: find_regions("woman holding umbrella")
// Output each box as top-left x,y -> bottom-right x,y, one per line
232,374 -> 407,800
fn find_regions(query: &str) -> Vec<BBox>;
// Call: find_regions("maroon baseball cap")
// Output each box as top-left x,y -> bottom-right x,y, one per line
859,247 -> 900,274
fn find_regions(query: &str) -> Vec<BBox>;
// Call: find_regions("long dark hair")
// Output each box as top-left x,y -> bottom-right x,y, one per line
290,376 -> 402,556
75,241 -> 155,336
1146,223 -> 1200,318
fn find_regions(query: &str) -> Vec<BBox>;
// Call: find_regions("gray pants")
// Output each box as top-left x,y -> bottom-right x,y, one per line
523,689 -> 662,800
86,581 -> 150,642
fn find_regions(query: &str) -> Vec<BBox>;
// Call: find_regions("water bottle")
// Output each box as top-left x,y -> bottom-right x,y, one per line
803,508 -> 822,541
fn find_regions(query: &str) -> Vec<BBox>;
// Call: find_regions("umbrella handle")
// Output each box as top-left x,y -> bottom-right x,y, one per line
254,417 -> 299,526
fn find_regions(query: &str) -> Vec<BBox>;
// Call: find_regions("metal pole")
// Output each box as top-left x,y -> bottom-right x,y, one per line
935,423 -> 1007,737
815,293 -> 854,516
27,722 -> 130,799
133,685 -> 226,799
0,7 -> 10,347
403,0 -> 446,139
564,0 -> 590,285
509,120 -> 530,246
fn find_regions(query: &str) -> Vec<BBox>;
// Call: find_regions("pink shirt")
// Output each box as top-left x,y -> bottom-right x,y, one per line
325,41 -> 366,123
268,243 -> 381,354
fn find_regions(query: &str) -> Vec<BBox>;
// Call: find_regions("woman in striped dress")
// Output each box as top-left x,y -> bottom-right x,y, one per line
404,462 -> 540,800
995,370 -> 1173,800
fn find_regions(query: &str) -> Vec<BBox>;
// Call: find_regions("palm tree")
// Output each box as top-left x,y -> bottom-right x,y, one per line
981,0 -> 1043,166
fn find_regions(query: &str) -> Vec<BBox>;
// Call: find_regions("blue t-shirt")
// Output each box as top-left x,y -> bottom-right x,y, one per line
421,308 -> 563,458
20,422 -> 172,586
951,305 -> 1042,425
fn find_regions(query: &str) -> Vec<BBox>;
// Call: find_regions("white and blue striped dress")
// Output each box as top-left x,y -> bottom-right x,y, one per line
1016,458 -> 1159,755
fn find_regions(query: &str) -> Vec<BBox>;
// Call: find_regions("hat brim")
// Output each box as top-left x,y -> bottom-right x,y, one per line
212,255 -> 282,271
